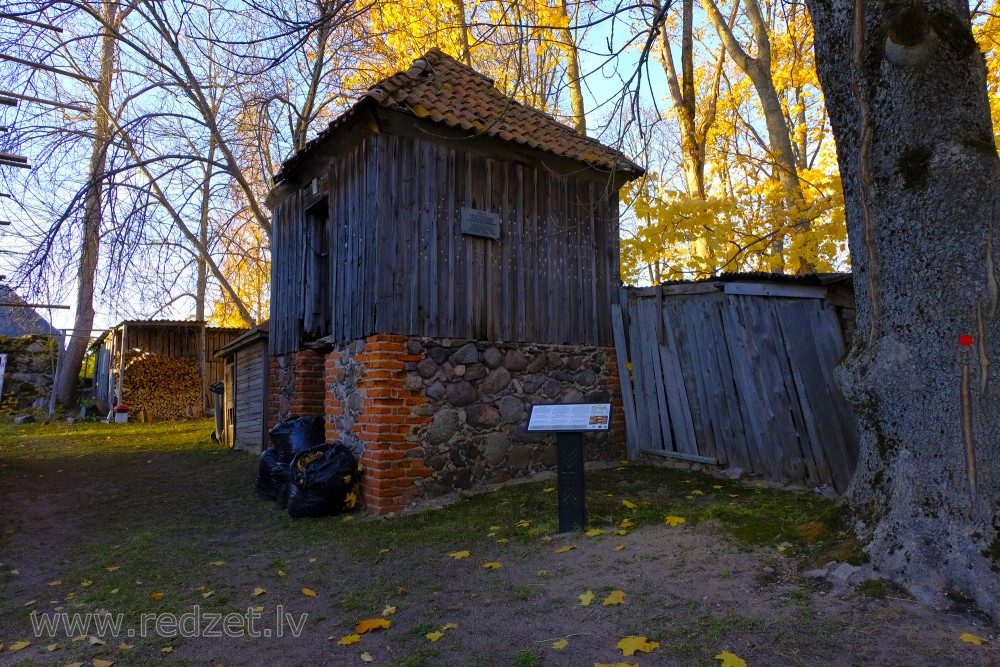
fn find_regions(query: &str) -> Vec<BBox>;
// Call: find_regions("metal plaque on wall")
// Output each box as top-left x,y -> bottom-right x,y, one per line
461,207 -> 500,240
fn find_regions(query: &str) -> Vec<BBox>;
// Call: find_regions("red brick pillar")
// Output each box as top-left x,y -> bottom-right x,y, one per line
606,349 -> 628,459
354,335 -> 433,515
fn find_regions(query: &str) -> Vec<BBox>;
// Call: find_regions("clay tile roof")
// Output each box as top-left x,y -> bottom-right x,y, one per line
274,49 -> 643,184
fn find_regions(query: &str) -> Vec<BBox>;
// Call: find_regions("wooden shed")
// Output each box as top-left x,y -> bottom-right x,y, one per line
614,274 -> 860,492
213,322 -> 269,453
266,49 -> 644,513
90,321 -> 245,419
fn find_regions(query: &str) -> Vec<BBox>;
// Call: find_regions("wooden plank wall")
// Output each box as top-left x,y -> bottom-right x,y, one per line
269,132 -> 621,352
94,324 -> 245,407
373,133 -> 619,345
616,288 -> 860,492
233,342 -> 266,452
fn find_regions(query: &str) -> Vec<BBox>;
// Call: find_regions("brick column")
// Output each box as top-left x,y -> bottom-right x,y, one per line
605,348 -> 628,459
327,335 -> 434,515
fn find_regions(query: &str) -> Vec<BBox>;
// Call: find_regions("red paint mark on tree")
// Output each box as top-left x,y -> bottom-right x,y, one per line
959,335 -> 975,347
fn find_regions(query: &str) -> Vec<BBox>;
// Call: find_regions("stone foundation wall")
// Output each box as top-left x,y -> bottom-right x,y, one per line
322,335 -> 626,514
0,335 -> 58,412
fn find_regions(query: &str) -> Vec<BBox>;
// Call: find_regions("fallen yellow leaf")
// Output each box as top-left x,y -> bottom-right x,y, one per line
118,641 -> 132,650
338,634 -> 361,645
713,485 -> 723,489
595,663 -> 639,667
93,660 -> 113,667
80,580 -> 92,587
442,623 -> 458,630
537,570 -> 551,576
618,635 -> 659,656
960,633 -> 985,645
64,592 -> 75,600
552,638 -> 569,649
398,587 -> 408,594
251,587 -> 266,598
489,525 -> 501,531
309,557 -> 318,563
614,545 -> 625,551
542,487 -> 555,493
603,590 -> 626,606
105,565 -> 120,572
620,520 -> 635,529
665,516 -> 686,527
89,636 -> 105,646
161,646 -> 173,653
302,588 -> 317,597
714,650 -> 748,667
426,631 -> 443,642
579,590 -> 595,606
149,592 -> 164,598
693,490 -> 704,496
482,562 -> 502,570
554,545 -> 576,554
253,606 -> 264,613
356,618 -> 391,634
46,643 -> 61,651
449,550 -> 471,560
515,520 -> 531,528
9,641 -> 30,651
586,528 -> 604,537
277,569 -> 286,577
542,535 -> 553,543
209,561 -> 225,566
361,651 -> 374,662
497,538 -> 510,544
686,495 -> 695,500
48,580 -> 62,586
622,500 -> 637,509
616,529 -> 628,536
110,588 -> 119,595
382,605 -> 396,616
71,635 -> 86,641
195,586 -> 207,591
202,591 -> 215,599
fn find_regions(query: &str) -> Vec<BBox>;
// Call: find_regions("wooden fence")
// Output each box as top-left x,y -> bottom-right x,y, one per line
613,279 -> 859,492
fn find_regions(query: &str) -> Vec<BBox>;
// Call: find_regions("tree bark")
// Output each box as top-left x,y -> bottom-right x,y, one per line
558,0 -> 586,134
807,0 -> 1000,617
54,0 -> 118,407
451,0 -> 473,67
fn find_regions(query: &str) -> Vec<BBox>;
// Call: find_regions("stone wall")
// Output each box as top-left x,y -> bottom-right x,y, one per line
0,335 -> 59,412
322,334 -> 626,514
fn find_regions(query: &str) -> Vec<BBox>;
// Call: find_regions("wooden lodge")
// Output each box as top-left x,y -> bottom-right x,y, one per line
267,48 -> 642,353
265,49 -> 643,514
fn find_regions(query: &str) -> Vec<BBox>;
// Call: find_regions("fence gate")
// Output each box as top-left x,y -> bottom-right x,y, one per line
612,280 -> 859,493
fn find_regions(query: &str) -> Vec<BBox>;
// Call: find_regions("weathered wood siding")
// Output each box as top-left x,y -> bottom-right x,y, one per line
269,132 -> 621,353
616,285 -> 859,492
270,135 -> 379,354
92,324 -> 244,407
233,342 -> 267,452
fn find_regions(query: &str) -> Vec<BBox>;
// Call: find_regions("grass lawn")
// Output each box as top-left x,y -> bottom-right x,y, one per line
0,420 -> 995,666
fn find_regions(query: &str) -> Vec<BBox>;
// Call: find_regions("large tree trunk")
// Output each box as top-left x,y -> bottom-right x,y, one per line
558,0 -> 586,134
806,0 -> 1000,618
54,1 -> 117,407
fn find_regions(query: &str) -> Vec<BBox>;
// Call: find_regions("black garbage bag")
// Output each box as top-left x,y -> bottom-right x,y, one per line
286,443 -> 359,518
274,462 -> 292,509
254,447 -> 283,499
268,416 -> 326,462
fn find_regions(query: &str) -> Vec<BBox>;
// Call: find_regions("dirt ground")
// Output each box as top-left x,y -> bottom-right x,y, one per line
0,420 -> 996,667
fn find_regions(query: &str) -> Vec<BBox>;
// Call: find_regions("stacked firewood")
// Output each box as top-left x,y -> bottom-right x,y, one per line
121,352 -> 201,420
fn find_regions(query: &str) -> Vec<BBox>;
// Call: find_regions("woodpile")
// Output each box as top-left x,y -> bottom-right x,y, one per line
121,352 -> 201,421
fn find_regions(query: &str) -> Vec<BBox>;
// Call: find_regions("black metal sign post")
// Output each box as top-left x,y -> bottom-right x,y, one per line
527,403 -> 612,533
555,431 -> 586,532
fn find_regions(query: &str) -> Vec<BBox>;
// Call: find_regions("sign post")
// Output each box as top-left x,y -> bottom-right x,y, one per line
527,403 -> 611,532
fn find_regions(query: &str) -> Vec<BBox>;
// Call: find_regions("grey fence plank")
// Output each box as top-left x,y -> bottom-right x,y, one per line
612,304 -> 640,459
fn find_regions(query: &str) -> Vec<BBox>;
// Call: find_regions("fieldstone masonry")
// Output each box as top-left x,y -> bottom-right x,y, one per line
319,334 -> 626,515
